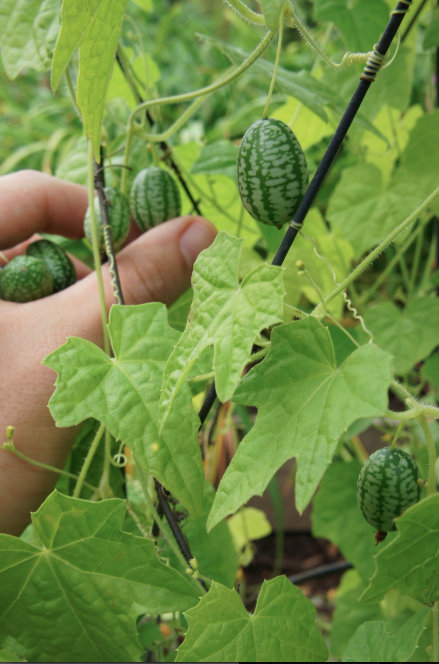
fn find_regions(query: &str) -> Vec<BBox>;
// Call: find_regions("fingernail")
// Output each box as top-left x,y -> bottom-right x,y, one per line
179,219 -> 216,266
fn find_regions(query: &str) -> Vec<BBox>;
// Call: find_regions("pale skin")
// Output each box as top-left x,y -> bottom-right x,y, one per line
0,170 -> 217,536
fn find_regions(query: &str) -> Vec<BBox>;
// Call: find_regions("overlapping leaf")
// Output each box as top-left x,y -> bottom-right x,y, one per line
159,232 -> 284,426
51,0 -> 128,158
342,608 -> 430,662
0,492 -> 200,662
364,297 -> 439,375
207,317 -> 392,530
44,303 -> 205,516
362,495 -> 439,604
0,0 -> 59,79
176,576 -> 328,662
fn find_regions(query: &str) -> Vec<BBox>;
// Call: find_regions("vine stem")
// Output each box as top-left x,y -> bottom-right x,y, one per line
316,183 -> 439,312
135,463 -> 206,593
121,29 -> 274,191
87,142 -> 110,354
1,441 -> 98,494
73,422 -> 106,498
224,0 -> 266,25
263,8 -> 285,118
419,416 -> 437,497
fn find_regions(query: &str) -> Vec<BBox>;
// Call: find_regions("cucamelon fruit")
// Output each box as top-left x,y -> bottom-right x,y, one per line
0,255 -> 54,302
84,187 -> 131,254
237,117 -> 308,228
357,447 -> 421,542
26,239 -> 76,293
130,166 -> 181,232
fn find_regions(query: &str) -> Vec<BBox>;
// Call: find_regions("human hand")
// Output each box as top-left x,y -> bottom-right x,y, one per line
0,170 -> 216,535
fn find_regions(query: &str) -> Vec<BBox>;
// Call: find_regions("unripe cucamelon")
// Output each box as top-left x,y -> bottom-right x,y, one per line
357,447 -> 421,540
0,255 -> 54,302
84,187 -> 131,254
26,239 -> 76,293
237,117 -> 308,228
130,166 -> 181,232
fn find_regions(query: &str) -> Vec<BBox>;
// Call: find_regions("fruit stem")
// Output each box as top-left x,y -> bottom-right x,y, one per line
262,7 -> 285,118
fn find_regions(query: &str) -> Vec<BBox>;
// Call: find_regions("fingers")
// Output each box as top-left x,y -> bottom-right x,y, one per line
32,215 -> 217,347
0,170 -> 88,249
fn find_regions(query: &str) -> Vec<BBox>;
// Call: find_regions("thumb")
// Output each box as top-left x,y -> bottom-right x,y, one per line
41,215 -> 217,346
112,215 -> 216,306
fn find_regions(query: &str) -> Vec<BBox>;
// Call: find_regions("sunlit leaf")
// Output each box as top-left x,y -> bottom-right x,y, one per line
44,303 -> 205,516
0,492 -> 200,662
208,317 -> 392,530
159,232 -> 284,425
176,576 -> 328,662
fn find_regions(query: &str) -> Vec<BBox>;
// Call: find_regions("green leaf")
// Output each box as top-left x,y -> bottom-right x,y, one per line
159,232 -> 284,422
312,459 -> 386,582
361,494 -> 439,604
44,303 -> 205,516
0,492 -> 200,662
0,0 -> 60,79
51,0 -> 128,159
314,0 -> 389,52
363,298 -> 439,375
260,0 -> 287,30
423,8 -> 439,49
327,163 -> 422,259
421,351 -> 439,394
342,607 -> 430,662
190,140 -> 239,180
175,576 -> 328,662
207,318 -> 392,530
330,570 -> 383,659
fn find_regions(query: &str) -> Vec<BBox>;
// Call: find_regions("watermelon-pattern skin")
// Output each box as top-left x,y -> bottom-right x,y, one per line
26,239 -> 76,293
357,447 -> 421,533
84,187 -> 131,254
130,167 -> 181,232
0,255 -> 53,302
237,117 -> 308,228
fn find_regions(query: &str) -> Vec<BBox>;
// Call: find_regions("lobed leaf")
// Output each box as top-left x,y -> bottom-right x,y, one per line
361,494 -> 439,605
44,303 -> 205,516
207,317 -> 392,530
0,0 -> 59,79
342,607 -> 430,662
175,576 -> 328,662
0,492 -> 200,662
51,0 -> 128,159
159,232 -> 284,425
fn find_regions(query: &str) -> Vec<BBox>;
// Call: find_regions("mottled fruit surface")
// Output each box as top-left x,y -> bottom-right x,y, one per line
26,239 -> 76,292
130,167 -> 181,232
357,447 -> 420,533
237,117 -> 308,228
84,187 -> 131,253
0,255 -> 54,302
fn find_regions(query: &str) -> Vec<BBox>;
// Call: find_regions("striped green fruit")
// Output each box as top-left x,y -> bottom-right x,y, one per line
0,255 -> 53,302
130,166 -> 181,232
84,187 -> 131,254
357,447 -> 420,535
26,239 -> 76,293
237,117 -> 308,228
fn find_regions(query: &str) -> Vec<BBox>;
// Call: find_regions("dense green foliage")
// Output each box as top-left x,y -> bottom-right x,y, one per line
0,1 -> 438,662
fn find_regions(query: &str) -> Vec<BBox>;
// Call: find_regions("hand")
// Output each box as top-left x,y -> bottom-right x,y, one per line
0,170 -> 216,535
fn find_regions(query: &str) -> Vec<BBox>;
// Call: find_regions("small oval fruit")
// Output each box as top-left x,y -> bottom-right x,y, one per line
237,117 -> 308,228
26,239 -> 76,293
0,255 -> 53,302
130,166 -> 181,232
357,447 -> 421,536
84,187 -> 131,254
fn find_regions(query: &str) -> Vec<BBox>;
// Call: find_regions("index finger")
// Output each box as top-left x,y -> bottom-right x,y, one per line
0,170 -> 89,249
